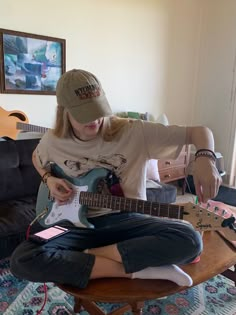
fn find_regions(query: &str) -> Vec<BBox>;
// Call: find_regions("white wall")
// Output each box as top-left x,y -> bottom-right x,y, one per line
160,0 -> 202,125
0,0 -> 200,128
2,0 -> 234,177
193,0 -> 236,177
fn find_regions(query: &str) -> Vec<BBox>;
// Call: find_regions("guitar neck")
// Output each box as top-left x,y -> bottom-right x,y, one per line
16,122 -> 48,133
80,192 -> 184,219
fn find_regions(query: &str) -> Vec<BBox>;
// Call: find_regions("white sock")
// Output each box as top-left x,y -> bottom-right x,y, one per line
132,265 -> 193,287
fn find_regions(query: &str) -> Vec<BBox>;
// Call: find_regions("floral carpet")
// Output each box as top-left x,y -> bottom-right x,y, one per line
0,258 -> 236,315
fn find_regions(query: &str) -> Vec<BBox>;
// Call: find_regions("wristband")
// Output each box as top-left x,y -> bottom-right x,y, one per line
195,149 -> 216,162
195,149 -> 216,159
42,172 -> 52,185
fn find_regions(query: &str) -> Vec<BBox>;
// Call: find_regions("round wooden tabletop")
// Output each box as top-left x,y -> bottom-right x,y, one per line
58,231 -> 236,303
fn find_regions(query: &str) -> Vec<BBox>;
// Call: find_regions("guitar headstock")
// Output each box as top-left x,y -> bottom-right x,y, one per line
183,202 -> 236,241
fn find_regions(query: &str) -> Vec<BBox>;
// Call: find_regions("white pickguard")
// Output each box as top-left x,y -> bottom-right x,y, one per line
45,184 -> 88,226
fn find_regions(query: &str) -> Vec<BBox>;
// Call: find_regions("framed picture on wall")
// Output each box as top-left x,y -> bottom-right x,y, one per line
0,28 -> 66,95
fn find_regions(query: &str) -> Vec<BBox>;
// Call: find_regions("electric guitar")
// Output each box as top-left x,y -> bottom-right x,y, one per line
36,166 -> 236,242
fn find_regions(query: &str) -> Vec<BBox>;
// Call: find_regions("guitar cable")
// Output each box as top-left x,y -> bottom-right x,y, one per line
26,209 -> 48,239
26,209 -> 49,315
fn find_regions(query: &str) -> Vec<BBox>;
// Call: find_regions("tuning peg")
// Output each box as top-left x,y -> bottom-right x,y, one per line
222,216 -> 235,227
229,223 -> 236,232
222,209 -> 227,216
214,206 -> 219,212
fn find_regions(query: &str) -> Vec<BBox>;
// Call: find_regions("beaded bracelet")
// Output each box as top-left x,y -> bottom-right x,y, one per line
195,149 -> 216,159
195,149 -> 216,162
42,172 -> 52,185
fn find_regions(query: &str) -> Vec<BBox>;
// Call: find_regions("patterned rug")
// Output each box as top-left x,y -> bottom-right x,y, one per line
1,258 -> 236,315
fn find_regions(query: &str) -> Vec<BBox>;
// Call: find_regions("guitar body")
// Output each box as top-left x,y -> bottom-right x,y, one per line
36,166 -> 110,228
0,107 -> 29,139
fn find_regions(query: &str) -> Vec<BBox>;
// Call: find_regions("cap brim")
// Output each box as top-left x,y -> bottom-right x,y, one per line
68,95 -> 113,124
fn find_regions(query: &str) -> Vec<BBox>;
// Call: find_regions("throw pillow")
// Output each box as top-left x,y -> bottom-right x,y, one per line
146,159 -> 160,181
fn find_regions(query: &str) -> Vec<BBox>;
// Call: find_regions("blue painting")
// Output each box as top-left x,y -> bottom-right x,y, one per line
2,33 -> 65,93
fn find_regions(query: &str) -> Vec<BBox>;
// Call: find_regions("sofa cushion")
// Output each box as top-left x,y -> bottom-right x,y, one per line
0,196 -> 42,259
0,139 -> 41,201
146,159 -> 160,181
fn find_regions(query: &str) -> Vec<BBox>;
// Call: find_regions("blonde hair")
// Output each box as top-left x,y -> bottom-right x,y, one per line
102,116 -> 133,141
53,106 -> 72,138
53,106 -> 133,141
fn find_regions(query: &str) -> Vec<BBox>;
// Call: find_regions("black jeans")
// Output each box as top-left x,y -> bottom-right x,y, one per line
10,212 -> 202,288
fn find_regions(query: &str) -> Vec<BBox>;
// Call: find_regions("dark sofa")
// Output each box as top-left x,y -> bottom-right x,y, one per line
0,138 -> 42,259
0,138 -> 176,259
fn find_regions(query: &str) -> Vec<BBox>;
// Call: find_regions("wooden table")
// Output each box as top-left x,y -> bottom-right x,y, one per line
58,231 -> 236,315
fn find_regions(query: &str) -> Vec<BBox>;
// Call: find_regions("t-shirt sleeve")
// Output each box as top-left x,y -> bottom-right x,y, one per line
34,131 -> 51,168
142,121 -> 187,160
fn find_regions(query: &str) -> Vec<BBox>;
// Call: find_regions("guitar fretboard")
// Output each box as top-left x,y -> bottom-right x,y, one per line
80,192 -> 184,219
16,122 -> 48,133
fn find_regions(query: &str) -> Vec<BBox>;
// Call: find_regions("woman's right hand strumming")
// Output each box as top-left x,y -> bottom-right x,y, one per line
46,176 -> 74,205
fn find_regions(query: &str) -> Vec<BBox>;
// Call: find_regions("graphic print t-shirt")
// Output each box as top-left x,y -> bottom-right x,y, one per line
35,119 -> 186,217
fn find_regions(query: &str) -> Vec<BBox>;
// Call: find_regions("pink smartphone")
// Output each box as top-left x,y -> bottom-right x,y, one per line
29,225 -> 69,244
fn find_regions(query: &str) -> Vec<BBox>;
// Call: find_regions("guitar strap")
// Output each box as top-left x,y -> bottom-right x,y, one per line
105,171 -> 124,197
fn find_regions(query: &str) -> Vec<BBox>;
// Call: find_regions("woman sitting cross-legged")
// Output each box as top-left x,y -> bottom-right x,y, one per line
10,69 -> 221,289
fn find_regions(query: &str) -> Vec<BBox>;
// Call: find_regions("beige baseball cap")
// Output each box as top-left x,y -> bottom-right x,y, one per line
56,69 -> 113,123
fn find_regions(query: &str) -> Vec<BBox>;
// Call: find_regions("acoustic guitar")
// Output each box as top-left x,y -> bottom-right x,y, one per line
0,107 -> 49,139
36,165 -> 236,243
0,107 -> 29,139
16,121 -> 48,134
